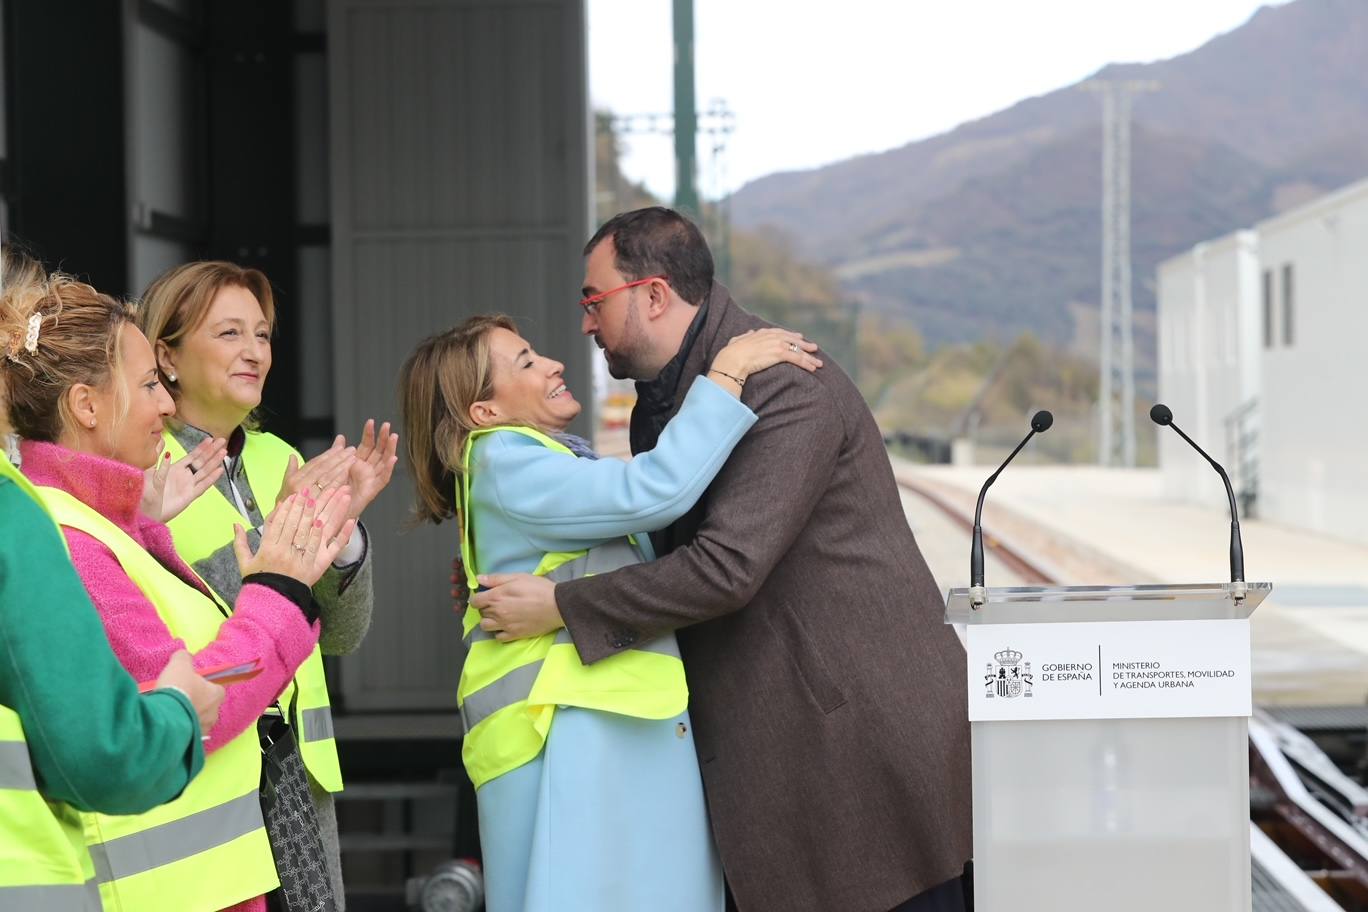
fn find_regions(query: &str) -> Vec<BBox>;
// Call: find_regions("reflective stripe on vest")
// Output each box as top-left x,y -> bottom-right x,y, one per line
460,629 -> 683,731
0,740 -> 36,789
542,538 -> 641,583
36,487 -> 279,911
454,426 -> 689,788
164,429 -> 344,793
0,881 -> 102,912
0,706 -> 99,911
302,706 -> 335,742
85,790 -> 262,883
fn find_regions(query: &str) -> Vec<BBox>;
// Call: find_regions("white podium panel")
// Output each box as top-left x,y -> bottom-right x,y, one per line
947,584 -> 1267,912
973,716 -> 1250,911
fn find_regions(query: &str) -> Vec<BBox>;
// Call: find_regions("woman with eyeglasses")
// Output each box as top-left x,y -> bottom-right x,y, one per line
399,313 -> 820,912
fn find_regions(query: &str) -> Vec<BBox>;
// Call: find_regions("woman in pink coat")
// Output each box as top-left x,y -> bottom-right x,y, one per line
2,271 -> 355,911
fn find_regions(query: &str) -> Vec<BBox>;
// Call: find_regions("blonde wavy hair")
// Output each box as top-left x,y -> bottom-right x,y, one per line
0,247 -> 48,436
398,314 -> 517,525
0,252 -> 137,445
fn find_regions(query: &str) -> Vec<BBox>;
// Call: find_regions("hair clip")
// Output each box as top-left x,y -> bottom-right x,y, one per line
24,313 -> 41,353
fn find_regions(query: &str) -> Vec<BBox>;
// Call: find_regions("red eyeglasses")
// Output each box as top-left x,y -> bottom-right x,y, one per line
578,275 -> 666,315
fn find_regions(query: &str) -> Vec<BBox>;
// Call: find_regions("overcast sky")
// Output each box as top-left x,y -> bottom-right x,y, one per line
589,0 -> 1289,199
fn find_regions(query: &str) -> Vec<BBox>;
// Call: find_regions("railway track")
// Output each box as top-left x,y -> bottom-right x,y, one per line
894,472 -> 1368,911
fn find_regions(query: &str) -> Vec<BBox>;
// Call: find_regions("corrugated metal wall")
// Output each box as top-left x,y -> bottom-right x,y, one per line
327,0 -> 591,711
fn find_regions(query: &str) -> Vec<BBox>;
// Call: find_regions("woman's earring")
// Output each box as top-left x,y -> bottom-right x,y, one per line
168,373 -> 177,383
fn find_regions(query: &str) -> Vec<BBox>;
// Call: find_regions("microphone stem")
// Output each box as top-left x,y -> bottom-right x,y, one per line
971,429 -> 1037,587
1169,421 -> 1245,583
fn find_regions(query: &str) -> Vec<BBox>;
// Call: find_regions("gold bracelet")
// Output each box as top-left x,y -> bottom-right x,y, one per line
708,368 -> 745,388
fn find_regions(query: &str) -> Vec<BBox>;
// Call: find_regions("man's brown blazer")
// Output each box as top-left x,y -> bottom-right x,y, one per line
558,285 -> 972,912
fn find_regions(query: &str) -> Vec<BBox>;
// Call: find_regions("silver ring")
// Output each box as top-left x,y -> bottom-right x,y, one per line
788,342 -> 800,353
292,544 -> 307,554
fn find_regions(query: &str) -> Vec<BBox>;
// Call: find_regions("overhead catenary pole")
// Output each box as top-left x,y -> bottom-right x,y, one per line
602,99 -> 734,274
1098,84 -> 1117,467
1083,78 -> 1157,467
702,98 -> 736,283
673,0 -> 698,219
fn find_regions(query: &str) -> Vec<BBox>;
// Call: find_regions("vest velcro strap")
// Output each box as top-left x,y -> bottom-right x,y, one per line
300,706 -> 335,743
543,538 -> 641,583
459,661 -> 544,734
0,878 -> 101,911
88,790 -> 263,884
0,740 -> 37,790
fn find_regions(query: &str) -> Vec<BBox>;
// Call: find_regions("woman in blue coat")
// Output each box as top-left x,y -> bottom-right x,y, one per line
399,313 -> 820,911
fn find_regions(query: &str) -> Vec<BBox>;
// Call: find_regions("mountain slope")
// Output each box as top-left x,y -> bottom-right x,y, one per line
731,0 -> 1368,350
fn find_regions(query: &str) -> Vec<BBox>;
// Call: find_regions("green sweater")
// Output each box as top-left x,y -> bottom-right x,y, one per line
0,475 -> 204,814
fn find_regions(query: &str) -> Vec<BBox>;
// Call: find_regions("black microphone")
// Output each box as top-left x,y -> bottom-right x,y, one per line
1149,403 -> 1245,588
969,410 -> 1053,605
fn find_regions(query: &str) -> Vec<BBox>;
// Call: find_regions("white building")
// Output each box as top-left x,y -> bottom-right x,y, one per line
1156,230 -> 1261,511
1256,178 -> 1368,542
1158,176 -> 1368,543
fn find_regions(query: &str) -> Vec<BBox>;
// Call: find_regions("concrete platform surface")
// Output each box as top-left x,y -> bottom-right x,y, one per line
896,462 -> 1368,707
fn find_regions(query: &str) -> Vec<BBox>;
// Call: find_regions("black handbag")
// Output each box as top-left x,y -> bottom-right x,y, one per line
259,713 -> 337,912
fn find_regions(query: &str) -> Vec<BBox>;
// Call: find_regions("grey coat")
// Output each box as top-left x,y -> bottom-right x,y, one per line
557,286 -> 972,912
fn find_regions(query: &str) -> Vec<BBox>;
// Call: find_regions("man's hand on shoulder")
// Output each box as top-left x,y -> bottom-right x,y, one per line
470,573 -> 563,641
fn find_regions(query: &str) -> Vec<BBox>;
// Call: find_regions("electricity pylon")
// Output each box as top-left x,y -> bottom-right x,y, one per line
1083,78 -> 1157,467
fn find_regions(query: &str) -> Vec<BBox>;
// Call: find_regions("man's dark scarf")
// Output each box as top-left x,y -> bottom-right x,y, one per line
628,300 -> 710,456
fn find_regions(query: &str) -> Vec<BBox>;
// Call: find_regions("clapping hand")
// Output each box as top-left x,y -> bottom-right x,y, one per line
344,419 -> 400,521
142,437 -> 228,523
277,437 -> 356,507
235,488 -> 358,588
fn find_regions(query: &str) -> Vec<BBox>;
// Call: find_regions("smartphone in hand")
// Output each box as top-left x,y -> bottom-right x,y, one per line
138,658 -> 263,693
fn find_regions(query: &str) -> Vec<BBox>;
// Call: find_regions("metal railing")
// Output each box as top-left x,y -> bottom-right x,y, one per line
1226,397 -> 1261,519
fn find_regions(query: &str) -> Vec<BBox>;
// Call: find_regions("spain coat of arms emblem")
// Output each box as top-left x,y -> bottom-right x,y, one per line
985,648 -> 1033,699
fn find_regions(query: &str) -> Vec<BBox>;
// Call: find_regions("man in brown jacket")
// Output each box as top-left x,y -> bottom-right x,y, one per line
472,207 -> 972,911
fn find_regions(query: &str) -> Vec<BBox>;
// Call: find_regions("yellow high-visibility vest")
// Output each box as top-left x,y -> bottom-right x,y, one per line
0,450 -> 44,511
37,486 -> 279,912
163,429 -> 343,793
0,455 -> 100,911
0,706 -> 99,911
455,426 -> 688,788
